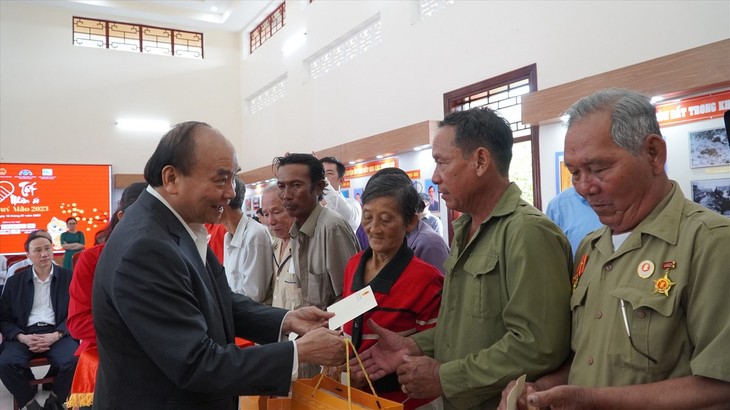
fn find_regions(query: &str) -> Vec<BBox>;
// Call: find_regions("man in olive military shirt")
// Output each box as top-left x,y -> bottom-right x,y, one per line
354,107 -> 573,409
500,89 -> 730,409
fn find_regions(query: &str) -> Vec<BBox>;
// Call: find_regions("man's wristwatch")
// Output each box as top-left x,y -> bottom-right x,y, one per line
56,330 -> 65,339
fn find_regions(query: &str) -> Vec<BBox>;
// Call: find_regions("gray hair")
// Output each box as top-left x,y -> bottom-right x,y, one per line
565,88 -> 661,155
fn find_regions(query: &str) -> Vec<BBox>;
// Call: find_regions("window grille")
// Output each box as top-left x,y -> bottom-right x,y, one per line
250,3 -> 286,53
444,65 -> 540,211
307,16 -> 382,80
248,75 -> 288,114
72,17 -> 203,59
419,0 -> 454,19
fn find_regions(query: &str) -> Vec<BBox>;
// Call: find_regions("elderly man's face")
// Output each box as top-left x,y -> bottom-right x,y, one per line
564,111 -> 657,233
166,127 -> 239,225
262,189 -> 294,240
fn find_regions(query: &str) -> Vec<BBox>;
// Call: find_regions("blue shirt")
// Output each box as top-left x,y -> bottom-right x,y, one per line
546,187 -> 602,258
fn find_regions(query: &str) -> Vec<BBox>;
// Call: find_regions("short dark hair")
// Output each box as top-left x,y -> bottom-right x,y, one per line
66,217 -> 77,224
362,168 -> 419,223
440,107 -> 513,176
272,153 -> 325,188
24,230 -> 52,252
320,156 -> 346,179
228,175 -> 246,211
144,121 -> 210,187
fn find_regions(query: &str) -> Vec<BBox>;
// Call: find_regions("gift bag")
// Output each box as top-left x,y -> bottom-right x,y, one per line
291,339 -> 403,410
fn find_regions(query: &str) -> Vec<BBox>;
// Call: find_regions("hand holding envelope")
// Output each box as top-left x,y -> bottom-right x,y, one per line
326,286 -> 378,330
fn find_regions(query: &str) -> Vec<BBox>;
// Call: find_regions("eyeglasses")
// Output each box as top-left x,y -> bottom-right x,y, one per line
619,299 -> 657,364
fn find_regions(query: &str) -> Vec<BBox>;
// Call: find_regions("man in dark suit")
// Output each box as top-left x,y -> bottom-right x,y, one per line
0,230 -> 79,410
92,121 -> 345,410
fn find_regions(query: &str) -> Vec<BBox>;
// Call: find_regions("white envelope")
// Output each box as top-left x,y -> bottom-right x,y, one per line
327,285 -> 378,330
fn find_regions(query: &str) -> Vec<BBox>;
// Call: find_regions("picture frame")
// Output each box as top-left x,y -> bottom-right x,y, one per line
425,179 -> 439,213
691,178 -> 730,217
353,188 -> 363,205
688,127 -> 730,168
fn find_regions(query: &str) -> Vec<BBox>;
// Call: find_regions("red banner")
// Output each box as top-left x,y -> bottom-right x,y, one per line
405,169 -> 421,179
0,163 -> 112,254
656,90 -> 730,127
345,158 -> 398,179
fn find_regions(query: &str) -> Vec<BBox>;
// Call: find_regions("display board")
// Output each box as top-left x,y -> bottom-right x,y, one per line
0,163 -> 112,255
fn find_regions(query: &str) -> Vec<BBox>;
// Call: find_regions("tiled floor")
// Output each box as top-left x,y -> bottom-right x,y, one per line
1,364 -> 52,410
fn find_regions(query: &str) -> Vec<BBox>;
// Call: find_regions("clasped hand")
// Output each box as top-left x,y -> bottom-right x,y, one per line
18,332 -> 59,353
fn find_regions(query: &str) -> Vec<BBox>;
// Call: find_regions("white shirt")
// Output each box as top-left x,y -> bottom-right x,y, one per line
27,265 -> 56,327
322,183 -> 362,232
223,213 -> 274,302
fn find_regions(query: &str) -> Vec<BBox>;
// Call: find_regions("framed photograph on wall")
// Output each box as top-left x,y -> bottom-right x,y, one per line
341,189 -> 349,199
425,179 -> 439,212
691,178 -> 730,216
689,127 -> 730,168
353,188 -> 363,205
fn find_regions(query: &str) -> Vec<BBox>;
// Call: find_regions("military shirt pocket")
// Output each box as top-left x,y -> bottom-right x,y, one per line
608,286 -> 680,375
462,253 -> 501,318
570,283 -> 589,337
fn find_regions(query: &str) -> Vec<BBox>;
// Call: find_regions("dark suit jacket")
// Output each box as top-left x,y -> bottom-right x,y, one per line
0,265 -> 72,340
92,190 -> 294,410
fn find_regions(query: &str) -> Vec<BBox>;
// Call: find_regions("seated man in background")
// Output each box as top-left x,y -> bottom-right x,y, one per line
220,175 -> 274,304
500,88 -> 730,409
0,230 -> 78,410
4,231 -> 58,287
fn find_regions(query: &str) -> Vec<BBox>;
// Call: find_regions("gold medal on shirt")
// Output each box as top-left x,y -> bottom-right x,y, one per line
637,260 -> 654,279
653,261 -> 677,297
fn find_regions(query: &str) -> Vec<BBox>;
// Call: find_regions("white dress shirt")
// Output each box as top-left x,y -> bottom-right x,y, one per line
223,214 -> 274,303
27,265 -> 56,327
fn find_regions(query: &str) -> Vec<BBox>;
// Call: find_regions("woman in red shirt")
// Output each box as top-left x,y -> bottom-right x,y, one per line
342,169 -> 443,410
66,182 -> 145,408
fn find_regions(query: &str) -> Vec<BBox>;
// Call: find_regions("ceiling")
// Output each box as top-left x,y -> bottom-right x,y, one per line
39,0 -> 277,32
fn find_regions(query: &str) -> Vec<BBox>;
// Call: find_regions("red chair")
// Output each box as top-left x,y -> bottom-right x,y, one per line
12,356 -> 56,410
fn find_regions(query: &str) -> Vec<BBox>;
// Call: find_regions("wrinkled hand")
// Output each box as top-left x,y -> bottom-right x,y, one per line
497,379 -> 541,410
349,320 -> 415,384
526,385 -> 596,410
296,327 -> 345,367
284,306 -> 334,336
397,355 -> 442,399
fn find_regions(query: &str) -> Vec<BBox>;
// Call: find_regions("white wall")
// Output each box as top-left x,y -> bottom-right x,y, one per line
0,1 -> 242,174
1,0 -> 728,208
239,0 -> 730,182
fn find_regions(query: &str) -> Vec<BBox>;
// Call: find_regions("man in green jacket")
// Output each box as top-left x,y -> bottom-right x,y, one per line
500,89 -> 730,409
354,107 -> 573,409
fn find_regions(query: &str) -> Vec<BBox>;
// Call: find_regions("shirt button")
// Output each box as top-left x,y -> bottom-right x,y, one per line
605,264 -> 613,271
636,311 -> 646,319
587,356 -> 594,365
594,311 -> 603,319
